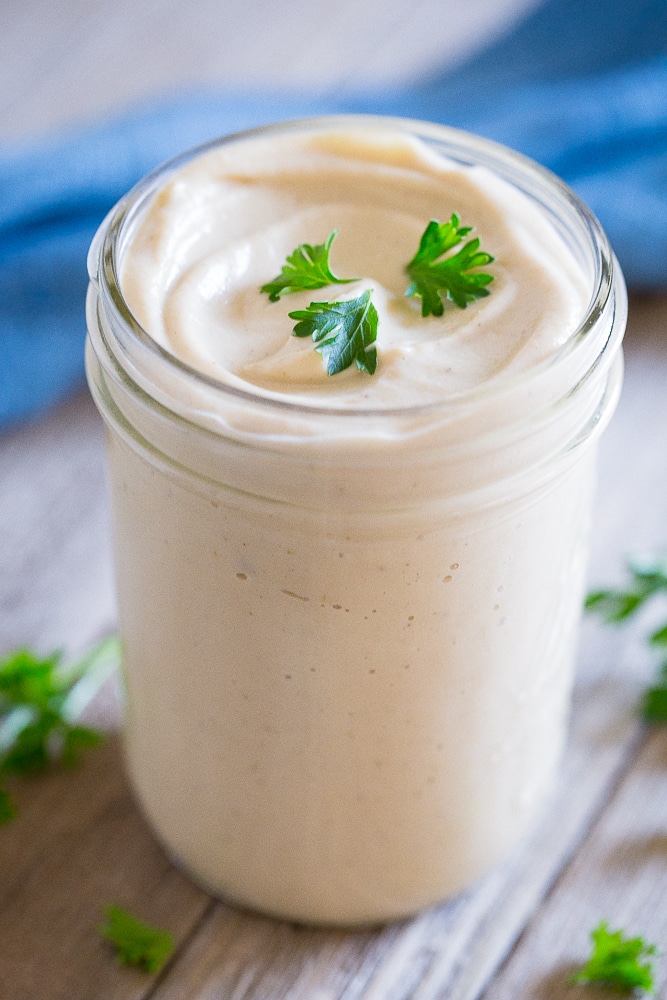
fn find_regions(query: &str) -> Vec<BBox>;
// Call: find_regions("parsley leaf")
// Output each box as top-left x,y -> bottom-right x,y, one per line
289,289 -> 378,376
0,787 -> 14,824
405,215 -> 495,317
586,557 -> 667,723
0,637 -> 118,821
572,921 -> 658,993
641,661 -> 667,723
261,230 -> 357,302
584,557 -> 667,623
99,905 -> 175,973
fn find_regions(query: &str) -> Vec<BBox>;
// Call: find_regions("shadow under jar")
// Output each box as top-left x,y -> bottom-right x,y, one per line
86,115 -> 625,926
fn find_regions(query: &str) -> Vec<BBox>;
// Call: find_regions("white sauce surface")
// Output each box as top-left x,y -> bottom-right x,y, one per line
121,128 -> 587,408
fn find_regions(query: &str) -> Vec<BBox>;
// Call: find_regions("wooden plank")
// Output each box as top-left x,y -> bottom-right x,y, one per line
0,389 -> 115,657
0,736 -> 212,1000
481,726 -> 667,1000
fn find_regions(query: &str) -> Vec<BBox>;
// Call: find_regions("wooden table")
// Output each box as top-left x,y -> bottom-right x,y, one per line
2,2 -> 667,996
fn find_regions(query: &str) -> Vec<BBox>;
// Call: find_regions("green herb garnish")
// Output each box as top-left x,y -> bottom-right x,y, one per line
585,557 -> 667,622
289,289 -> 378,376
586,557 -> 667,722
261,230 -> 357,302
405,214 -> 494,317
641,662 -> 667,722
261,219 -> 495,375
572,921 -> 658,993
99,905 -> 175,973
0,637 -> 118,820
0,787 -> 15,824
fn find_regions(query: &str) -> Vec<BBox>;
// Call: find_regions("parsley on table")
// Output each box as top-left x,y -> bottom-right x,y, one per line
405,214 -> 495,318
586,557 -> 667,723
0,787 -> 14,823
641,661 -> 667,723
261,230 -> 357,301
0,637 -> 118,822
572,921 -> 659,993
289,289 -> 378,376
99,905 -> 175,973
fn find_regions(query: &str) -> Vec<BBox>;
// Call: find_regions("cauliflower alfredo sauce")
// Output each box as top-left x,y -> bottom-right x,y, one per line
86,118 -> 626,925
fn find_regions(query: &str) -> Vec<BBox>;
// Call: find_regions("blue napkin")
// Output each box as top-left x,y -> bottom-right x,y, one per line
1,0 -> 666,427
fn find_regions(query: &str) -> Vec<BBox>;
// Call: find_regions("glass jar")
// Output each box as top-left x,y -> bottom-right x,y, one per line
85,116 -> 625,926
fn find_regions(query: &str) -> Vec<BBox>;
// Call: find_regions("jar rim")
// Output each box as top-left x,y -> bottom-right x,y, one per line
90,113 -> 620,423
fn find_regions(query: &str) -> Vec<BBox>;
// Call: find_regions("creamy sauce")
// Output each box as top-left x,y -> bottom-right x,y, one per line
121,128 -> 587,408
91,122 -> 622,925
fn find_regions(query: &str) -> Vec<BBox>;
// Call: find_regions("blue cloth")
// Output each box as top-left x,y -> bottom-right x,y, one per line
1,0 -> 666,427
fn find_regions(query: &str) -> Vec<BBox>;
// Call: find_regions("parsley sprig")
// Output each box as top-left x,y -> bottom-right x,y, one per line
572,921 -> 659,993
586,557 -> 667,722
405,215 -> 495,317
260,230 -> 357,301
289,289 -> 378,376
99,905 -> 175,973
0,637 -> 118,822
262,217 -> 495,376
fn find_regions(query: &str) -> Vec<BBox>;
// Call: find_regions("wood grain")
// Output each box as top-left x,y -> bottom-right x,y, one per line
484,726 -> 667,1000
0,738 -> 212,1000
0,389 -> 115,657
